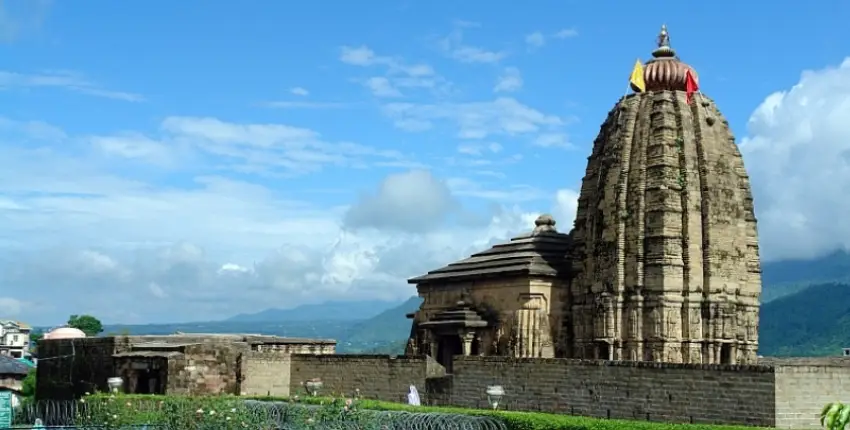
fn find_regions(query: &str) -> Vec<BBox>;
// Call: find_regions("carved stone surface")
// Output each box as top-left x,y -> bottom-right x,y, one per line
570,89 -> 761,364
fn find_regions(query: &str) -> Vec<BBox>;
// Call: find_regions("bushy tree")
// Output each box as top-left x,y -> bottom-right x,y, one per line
821,402 -> 850,429
21,368 -> 36,398
67,314 -> 103,337
28,331 -> 43,354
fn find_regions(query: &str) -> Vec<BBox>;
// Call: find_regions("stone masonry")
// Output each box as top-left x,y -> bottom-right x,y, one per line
238,353 -> 850,428
570,89 -> 760,364
35,337 -> 850,428
36,333 -> 335,400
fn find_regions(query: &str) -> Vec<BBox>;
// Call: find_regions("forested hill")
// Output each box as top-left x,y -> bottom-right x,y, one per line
759,282 -> 850,357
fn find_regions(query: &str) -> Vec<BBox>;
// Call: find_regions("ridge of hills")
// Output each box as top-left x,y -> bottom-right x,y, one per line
759,282 -> 850,357
91,251 -> 850,356
226,299 -> 402,323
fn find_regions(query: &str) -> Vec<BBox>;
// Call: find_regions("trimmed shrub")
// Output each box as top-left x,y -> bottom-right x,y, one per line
81,394 -> 771,430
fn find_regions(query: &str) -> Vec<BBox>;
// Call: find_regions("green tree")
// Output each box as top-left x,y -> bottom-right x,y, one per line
822,402 -> 850,429
21,368 -> 36,398
30,331 -> 43,345
67,314 -> 103,337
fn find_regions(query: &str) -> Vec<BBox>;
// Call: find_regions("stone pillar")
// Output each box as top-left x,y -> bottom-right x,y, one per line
427,332 -> 438,358
633,292 -> 644,360
461,331 -> 476,356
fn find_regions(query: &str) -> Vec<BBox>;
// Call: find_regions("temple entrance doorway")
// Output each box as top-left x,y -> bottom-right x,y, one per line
436,335 -> 462,373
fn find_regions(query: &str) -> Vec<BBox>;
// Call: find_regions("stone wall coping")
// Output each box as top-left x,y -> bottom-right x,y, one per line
292,354 -> 429,361
243,351 -> 292,358
455,356 -> 774,372
760,357 -> 850,367
245,335 -> 336,345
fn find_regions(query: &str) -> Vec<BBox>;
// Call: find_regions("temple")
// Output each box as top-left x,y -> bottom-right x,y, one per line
406,25 -> 761,367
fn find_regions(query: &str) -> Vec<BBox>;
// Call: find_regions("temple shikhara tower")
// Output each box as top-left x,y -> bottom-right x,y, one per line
406,25 -> 762,367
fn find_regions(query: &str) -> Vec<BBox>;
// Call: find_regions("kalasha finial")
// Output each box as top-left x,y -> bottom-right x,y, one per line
651,24 -> 676,59
643,24 -> 698,92
657,24 -> 670,48
532,214 -> 558,235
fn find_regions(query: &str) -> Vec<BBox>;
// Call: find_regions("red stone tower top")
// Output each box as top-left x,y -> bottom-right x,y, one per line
644,25 -> 699,91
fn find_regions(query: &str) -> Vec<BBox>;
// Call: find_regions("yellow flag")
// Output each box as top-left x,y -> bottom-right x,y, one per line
629,59 -> 646,93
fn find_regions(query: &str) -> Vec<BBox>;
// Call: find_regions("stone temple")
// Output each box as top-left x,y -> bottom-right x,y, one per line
406,25 -> 761,369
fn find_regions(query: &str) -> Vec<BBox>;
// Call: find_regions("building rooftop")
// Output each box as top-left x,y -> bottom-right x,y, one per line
0,320 -> 31,330
408,214 -> 574,284
126,333 -> 337,345
0,355 -> 30,376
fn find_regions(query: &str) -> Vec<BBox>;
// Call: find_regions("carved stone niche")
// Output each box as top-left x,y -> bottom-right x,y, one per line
516,292 -> 554,358
419,298 -> 489,369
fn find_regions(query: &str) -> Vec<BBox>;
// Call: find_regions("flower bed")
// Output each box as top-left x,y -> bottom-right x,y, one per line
78,394 -> 375,429
76,394 -> 772,430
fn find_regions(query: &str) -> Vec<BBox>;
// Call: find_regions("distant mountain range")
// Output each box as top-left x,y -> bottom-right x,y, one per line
90,250 -> 850,357
97,297 -> 423,354
226,299 -> 403,323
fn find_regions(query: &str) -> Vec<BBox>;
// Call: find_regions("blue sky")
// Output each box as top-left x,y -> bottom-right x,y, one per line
2,0 -> 850,324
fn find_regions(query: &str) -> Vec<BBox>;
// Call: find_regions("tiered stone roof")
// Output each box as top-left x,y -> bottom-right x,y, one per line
408,214 -> 573,284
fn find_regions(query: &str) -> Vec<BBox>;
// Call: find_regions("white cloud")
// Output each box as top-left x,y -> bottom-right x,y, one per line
0,70 -> 144,101
0,0 -> 51,43
525,32 -> 546,49
344,170 -> 458,232
533,133 -> 573,149
90,133 -> 174,165
494,67 -> 523,93
79,116 -> 405,175
264,101 -> 349,109
0,117 -> 569,324
447,178 -> 548,203
364,77 -> 403,98
740,57 -> 850,261
438,24 -> 507,64
340,46 -> 378,66
523,29 -> 577,50
553,28 -> 579,39
339,45 -> 446,97
0,298 -> 23,315
457,142 -> 503,156
290,87 -> 309,96
148,283 -> 168,299
553,188 -> 579,229
339,45 -> 434,77
382,97 -> 563,140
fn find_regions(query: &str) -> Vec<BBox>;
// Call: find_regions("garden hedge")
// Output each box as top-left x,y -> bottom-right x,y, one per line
253,395 -> 769,430
81,394 -> 770,430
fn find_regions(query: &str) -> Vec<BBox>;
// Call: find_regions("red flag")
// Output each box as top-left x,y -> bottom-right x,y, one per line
685,70 -> 699,103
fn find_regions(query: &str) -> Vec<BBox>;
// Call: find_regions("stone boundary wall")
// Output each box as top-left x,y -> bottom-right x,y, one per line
289,354 -> 442,403
445,357 -> 776,427
768,358 -> 850,429
240,351 -> 292,397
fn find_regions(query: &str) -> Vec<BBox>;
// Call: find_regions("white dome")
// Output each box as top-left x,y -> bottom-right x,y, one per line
44,327 -> 86,340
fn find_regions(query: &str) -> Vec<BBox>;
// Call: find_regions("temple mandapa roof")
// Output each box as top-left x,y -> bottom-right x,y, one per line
408,214 -> 573,284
